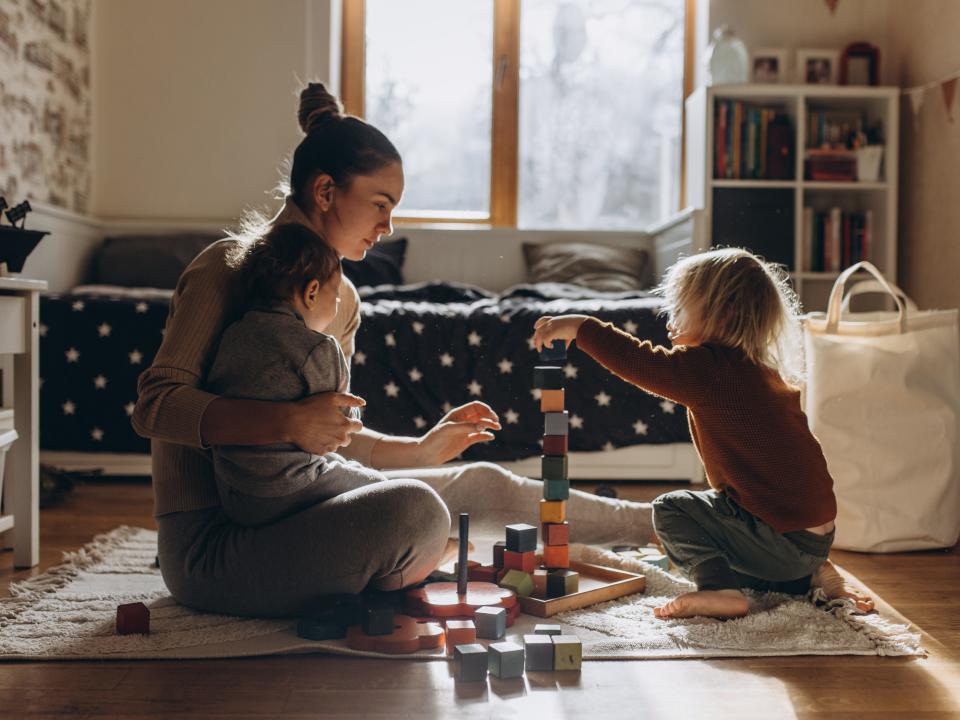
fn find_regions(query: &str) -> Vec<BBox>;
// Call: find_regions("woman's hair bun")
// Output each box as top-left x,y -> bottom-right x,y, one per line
298,82 -> 343,134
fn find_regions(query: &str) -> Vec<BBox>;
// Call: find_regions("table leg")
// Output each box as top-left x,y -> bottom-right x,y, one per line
12,290 -> 39,568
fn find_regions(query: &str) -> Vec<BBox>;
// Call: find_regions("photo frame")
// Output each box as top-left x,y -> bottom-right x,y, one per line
750,48 -> 788,84
840,42 -> 880,86
796,49 -> 840,85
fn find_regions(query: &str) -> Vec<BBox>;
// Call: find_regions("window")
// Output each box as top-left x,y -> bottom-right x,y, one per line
342,0 -> 691,229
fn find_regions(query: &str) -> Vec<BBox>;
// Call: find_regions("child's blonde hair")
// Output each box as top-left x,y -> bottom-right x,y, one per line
659,247 -> 804,386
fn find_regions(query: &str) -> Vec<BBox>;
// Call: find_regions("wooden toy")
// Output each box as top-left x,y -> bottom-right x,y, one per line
445,619 -> 477,655
532,568 -> 549,597
153,555 -> 160,569
503,549 -> 536,573
474,605 -> 507,640
519,561 -> 646,618
547,569 -> 580,598
542,434 -> 568,455
467,564 -> 500,583
552,635 -> 583,670
523,634 -> 554,671
541,455 -> 568,481
539,499 -> 566,524
332,595 -> 363,626
543,544 -> 570,569
116,602 -> 150,635
534,623 -> 562,636
544,410 -> 569,436
499,569 -> 534,597
457,513 -> 469,596
540,388 -> 565,412
455,560 -> 481,577
488,641 -> 525,679
542,478 -> 570,502
643,553 -> 670,571
362,602 -> 394,636
541,521 -> 569,546
539,339 -> 567,363
533,366 -> 564,389
297,615 -> 347,641
346,614 -> 444,655
493,540 -> 506,568
505,523 -> 537,553
454,643 -> 488,682
405,581 -> 516,619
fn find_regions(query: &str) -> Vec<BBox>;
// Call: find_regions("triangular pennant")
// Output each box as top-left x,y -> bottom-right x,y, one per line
941,78 -> 957,122
908,89 -> 925,118
825,0 -> 840,14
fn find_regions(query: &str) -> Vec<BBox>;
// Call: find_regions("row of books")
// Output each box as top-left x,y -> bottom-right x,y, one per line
806,110 -> 867,150
714,101 -> 793,180
802,207 -> 873,272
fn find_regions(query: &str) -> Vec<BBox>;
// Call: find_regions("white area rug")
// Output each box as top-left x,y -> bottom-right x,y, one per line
0,527 -> 922,661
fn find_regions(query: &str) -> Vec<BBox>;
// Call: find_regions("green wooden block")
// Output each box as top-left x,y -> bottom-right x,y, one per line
499,569 -> 534,598
543,478 -> 570,501
488,641 -> 525,679
541,455 -> 568,481
552,635 -> 582,670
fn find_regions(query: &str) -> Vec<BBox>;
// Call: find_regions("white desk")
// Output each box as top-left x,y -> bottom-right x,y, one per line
0,276 -> 47,567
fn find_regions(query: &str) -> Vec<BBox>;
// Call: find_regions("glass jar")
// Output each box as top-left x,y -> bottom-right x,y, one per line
705,25 -> 748,85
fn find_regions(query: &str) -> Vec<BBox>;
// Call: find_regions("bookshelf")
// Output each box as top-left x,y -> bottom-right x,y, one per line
684,84 -> 899,311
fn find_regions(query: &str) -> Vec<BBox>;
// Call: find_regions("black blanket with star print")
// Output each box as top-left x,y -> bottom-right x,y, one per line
38,283 -> 689,458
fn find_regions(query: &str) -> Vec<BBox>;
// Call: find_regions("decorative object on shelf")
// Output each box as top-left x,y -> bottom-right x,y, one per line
704,25 -> 748,86
840,42 -> 880,86
797,49 -> 840,85
853,145 -> 884,182
0,197 -> 48,275
903,68 -> 960,122
4,199 -> 32,228
750,48 -> 788,84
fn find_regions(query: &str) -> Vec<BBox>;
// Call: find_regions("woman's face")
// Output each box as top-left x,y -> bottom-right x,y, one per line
314,162 -> 404,262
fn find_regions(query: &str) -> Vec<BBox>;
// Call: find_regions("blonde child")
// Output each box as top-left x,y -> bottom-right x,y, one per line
533,248 -> 873,619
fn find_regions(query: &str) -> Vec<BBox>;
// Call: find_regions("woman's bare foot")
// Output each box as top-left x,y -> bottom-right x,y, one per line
813,560 -> 875,612
653,589 -> 749,619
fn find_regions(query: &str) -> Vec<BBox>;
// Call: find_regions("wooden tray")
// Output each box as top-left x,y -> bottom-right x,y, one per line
519,561 -> 646,618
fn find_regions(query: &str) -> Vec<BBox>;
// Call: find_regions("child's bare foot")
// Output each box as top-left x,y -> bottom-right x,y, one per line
653,589 -> 749,619
813,560 -> 875,612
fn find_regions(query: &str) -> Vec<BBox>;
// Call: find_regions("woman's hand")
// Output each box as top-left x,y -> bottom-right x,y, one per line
416,401 -> 502,466
532,315 -> 591,353
287,391 -> 366,455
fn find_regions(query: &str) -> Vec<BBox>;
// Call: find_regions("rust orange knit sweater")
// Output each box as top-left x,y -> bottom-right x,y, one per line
576,318 -> 836,533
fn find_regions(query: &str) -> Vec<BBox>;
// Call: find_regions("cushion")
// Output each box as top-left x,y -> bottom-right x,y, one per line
522,242 -> 650,292
341,237 -> 407,288
91,233 -> 219,288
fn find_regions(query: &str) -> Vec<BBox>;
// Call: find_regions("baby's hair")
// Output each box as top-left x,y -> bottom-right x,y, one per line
659,247 -> 805,386
232,223 -> 341,307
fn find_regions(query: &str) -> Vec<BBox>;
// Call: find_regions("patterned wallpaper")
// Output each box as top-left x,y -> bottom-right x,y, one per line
0,0 -> 91,214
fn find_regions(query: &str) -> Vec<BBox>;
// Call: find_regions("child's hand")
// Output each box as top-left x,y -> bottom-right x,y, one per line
533,315 -> 591,352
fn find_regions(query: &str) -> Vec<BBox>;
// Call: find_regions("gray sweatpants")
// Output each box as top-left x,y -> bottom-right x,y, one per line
652,489 -> 834,594
157,461 -> 655,617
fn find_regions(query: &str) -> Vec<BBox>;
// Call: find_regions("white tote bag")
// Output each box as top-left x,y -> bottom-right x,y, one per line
803,262 -> 960,552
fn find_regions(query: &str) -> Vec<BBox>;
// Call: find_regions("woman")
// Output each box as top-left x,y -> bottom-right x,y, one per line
133,83 -> 654,618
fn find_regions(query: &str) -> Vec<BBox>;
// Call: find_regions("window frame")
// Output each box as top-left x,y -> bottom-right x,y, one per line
341,0 -> 694,227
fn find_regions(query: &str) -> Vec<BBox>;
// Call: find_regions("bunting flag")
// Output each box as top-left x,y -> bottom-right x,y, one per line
825,0 -> 840,14
908,89 -> 925,119
941,78 -> 957,122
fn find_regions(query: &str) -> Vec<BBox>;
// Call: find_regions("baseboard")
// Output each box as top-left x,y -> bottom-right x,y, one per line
41,451 -> 152,476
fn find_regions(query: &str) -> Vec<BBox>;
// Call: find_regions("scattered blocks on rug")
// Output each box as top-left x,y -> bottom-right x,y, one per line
455,643 -> 489,682
542,478 -> 570,502
543,410 -> 569,436
503,550 -> 536,573
505,523 -> 538,553
296,616 -> 347,641
523,634 -> 554,671
474,605 -> 507,640
542,434 -> 568,456
547,569 -> 580,598
499,569 -> 534,598
533,366 -> 564,390
552,635 -> 583,670
539,339 -> 567,363
116,602 -> 150,635
488,641 -> 525,679
445,620 -> 477,655
541,455 -> 568,482
534,623 -> 562,636
643,553 -> 670,571
539,499 -> 566,524
540,388 -> 565,413
467,564 -> 501,583
361,602 -> 394,636
532,568 -> 549,598
542,543 -> 570,569
541,521 -> 569,546
493,540 -> 506,568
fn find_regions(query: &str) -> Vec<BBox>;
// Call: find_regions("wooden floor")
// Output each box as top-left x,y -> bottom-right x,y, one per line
1,478 -> 958,719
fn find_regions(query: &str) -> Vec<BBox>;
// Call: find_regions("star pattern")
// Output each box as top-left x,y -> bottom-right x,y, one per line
413,416 -> 427,429
468,331 -> 482,347
563,363 -> 578,379
384,381 -> 400,398
39,324 -> 48,337
595,391 -> 611,407
623,320 -> 638,335
354,352 -> 367,366
439,353 -> 454,367
529,388 -> 542,401
497,358 -> 513,374
94,374 -> 108,389
124,402 -> 136,417
71,300 -> 85,312
90,427 -> 104,442
408,367 -> 423,382
62,400 -> 76,415
467,380 -> 483,397
97,322 -> 112,337
65,347 -> 80,363
569,414 -> 584,430
660,399 -> 676,414
633,419 -> 649,435
504,408 -> 520,424
412,321 -> 424,335
135,302 -> 148,314
128,349 -> 143,365
602,441 -> 615,452
384,333 -> 396,347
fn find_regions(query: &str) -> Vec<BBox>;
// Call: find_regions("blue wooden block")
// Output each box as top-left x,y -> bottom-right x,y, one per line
488,641 -> 525,679
543,478 -> 570,501
474,605 -> 507,640
455,643 -> 489,682
533,366 -> 564,390
523,634 -> 554,671
296,616 -> 346,641
505,523 -> 537,553
541,455 -> 568,481
361,603 -> 394,636
539,339 -> 567,363
544,411 -> 569,436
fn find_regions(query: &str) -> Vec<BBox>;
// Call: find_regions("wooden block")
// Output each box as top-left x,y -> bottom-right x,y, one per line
542,434 -> 568,455
533,366 -> 564,390
541,455 -> 568,481
445,619 -> 477,655
503,550 -> 536,573
544,411 -> 569,436
541,522 -> 569,546
455,643 -> 489,682
361,603 -> 394,636
406,582 -> 516,620
539,499 -> 567,524
531,568 -> 549,598
540,388 -> 565,412
534,623 -> 562,636
346,616 -> 444,654
523,634 -> 554,671
492,540 -> 506,568
474,605 -> 507,640
468,564 -> 500,583
539,339 -> 566,363
643,553 -> 670,571
455,559 -> 481,577
552,635 -> 583,670
542,478 -> 570,501
488,641 -> 525,679
547,569 -> 580,598
296,616 -> 347,641
116,602 -> 150,635
505,523 -> 537,553
499,569 -> 534,598
542,544 -> 570,569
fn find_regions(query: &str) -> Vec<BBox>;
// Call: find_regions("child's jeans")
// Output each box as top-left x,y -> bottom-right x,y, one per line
652,489 -> 834,594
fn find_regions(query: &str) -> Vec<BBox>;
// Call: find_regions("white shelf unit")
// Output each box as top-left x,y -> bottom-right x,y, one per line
685,84 -> 899,312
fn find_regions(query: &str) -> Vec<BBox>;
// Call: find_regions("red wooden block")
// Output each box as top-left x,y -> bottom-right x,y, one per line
542,435 -> 568,455
541,522 -> 569,546
503,550 -> 536,573
116,602 -> 150,635
542,544 -> 570,569
468,564 -> 500,583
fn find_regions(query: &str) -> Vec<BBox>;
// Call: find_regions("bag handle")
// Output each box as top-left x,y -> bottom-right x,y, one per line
826,262 -> 906,333
840,279 -> 918,315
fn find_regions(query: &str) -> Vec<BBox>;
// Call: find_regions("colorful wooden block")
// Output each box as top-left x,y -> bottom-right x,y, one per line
499,569 -> 534,597
542,434 -> 568,455
445,619 -> 477,655
643,553 -> 670,571
361,602 -> 395,636
543,543 -> 570,569
505,523 -> 538,553
552,635 -> 583,670
533,366 -> 564,390
541,455 -> 568,481
539,339 -> 567,363
524,634 -> 554,671
539,499 -> 566,524
534,623 -> 562,636
455,560 -> 481,577
346,616 -> 444,654
503,550 -> 536,573
540,388 -> 565,412
116,602 -> 150,635
544,411 -> 569,436
474,605 -> 507,640
455,643 -> 489,682
493,540 -> 506,568
543,478 -> 570,501
467,564 -> 501,583
488,640 -> 525,679
547,569 -> 580,598
531,568 -> 549,598
297,616 -> 347,641
541,521 -> 569,546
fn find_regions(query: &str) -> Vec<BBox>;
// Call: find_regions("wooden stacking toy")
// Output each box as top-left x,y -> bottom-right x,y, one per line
116,602 -> 150,635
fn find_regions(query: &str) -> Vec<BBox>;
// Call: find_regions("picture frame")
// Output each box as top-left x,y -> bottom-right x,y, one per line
750,48 -> 788,84
796,49 -> 840,85
840,42 -> 880,86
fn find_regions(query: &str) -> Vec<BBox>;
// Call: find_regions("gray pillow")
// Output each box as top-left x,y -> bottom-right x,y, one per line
91,233 -> 220,288
522,242 -> 651,292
